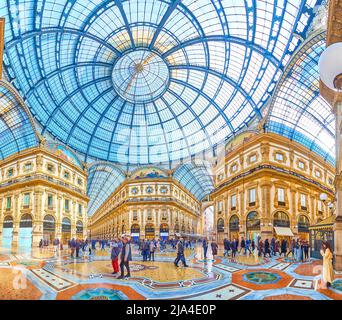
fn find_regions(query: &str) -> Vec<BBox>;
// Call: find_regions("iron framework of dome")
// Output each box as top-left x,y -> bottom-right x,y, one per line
0,0 -> 324,166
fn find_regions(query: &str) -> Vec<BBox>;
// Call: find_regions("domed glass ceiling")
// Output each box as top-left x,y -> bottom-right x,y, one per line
0,0 -> 321,165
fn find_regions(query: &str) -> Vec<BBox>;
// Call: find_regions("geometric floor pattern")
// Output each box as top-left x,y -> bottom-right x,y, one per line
0,245 -> 342,300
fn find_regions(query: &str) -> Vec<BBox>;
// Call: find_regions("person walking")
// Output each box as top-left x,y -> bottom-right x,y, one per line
143,239 -> 150,262
110,240 -> 120,275
281,239 -> 287,257
211,241 -> 218,259
174,238 -> 188,267
239,237 -> 246,254
303,241 -> 309,261
75,239 -> 80,258
70,238 -> 76,258
202,238 -> 208,259
271,237 -> 276,256
223,238 -> 230,257
231,238 -> 237,258
264,239 -> 271,258
118,236 -> 132,279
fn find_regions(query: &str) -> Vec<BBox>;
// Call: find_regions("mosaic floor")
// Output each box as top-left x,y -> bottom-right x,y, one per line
0,245 -> 341,300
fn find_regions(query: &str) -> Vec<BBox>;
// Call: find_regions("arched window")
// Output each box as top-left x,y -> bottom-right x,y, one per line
217,218 -> 224,232
273,211 -> 290,227
131,224 -> 140,233
43,215 -> 55,231
76,220 -> 83,234
145,223 -> 154,233
229,215 -> 239,231
3,216 -> 13,228
160,223 -> 169,233
20,214 -> 32,228
246,211 -> 260,230
62,217 -> 71,232
298,215 -> 310,232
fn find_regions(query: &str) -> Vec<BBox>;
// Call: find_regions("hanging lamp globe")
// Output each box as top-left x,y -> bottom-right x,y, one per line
319,42 -> 342,91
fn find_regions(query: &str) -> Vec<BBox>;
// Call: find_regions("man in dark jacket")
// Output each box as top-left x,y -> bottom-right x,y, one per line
264,239 -> 271,258
231,238 -> 237,258
174,238 -> 188,267
281,239 -> 287,257
223,238 -> 230,257
118,236 -> 132,279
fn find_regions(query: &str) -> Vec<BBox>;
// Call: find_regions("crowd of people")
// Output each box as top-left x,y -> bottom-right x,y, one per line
220,237 -> 311,262
37,235 -> 334,289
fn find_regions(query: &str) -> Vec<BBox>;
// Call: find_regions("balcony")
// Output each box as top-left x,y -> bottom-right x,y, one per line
231,206 -> 236,211
278,201 -> 286,207
273,219 -> 290,228
249,201 -> 256,207
301,206 -> 307,211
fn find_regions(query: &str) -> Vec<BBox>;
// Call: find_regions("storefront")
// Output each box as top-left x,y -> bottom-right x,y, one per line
298,215 -> 310,241
18,214 -> 33,251
246,211 -> 260,243
2,216 -> 13,249
160,223 -> 169,240
145,224 -> 155,239
61,217 -> 71,244
273,211 -> 293,241
217,218 -> 224,243
43,215 -> 55,244
229,215 -> 239,241
131,224 -> 140,243
76,220 -> 83,240
309,216 -> 335,259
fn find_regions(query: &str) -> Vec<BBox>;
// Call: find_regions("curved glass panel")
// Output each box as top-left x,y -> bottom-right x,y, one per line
0,82 -> 38,160
0,0 -> 320,165
267,32 -> 335,165
87,163 -> 126,216
173,161 -> 214,200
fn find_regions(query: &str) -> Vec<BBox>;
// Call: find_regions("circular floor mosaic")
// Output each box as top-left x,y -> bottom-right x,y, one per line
243,271 -> 281,284
332,279 -> 342,293
72,288 -> 128,300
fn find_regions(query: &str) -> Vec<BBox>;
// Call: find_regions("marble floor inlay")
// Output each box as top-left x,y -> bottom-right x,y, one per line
0,245 -> 341,300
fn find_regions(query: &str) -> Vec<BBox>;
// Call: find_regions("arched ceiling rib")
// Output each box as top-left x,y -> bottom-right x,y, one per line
266,31 -> 335,165
0,80 -> 39,160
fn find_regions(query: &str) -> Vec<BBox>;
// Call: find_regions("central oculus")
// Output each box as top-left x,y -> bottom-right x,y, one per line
112,50 -> 170,104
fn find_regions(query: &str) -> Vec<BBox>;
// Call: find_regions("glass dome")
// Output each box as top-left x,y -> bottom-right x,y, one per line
0,0 -> 321,165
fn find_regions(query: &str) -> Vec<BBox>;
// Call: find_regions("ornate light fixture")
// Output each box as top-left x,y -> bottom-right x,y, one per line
319,42 -> 342,91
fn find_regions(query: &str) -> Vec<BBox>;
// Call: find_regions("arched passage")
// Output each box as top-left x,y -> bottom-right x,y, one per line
76,220 -> 83,240
229,215 -> 239,241
131,224 -> 140,243
18,214 -> 33,250
2,216 -> 14,249
246,211 -> 260,243
145,224 -> 155,240
160,223 -> 169,240
43,215 -> 55,244
61,217 -> 71,244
